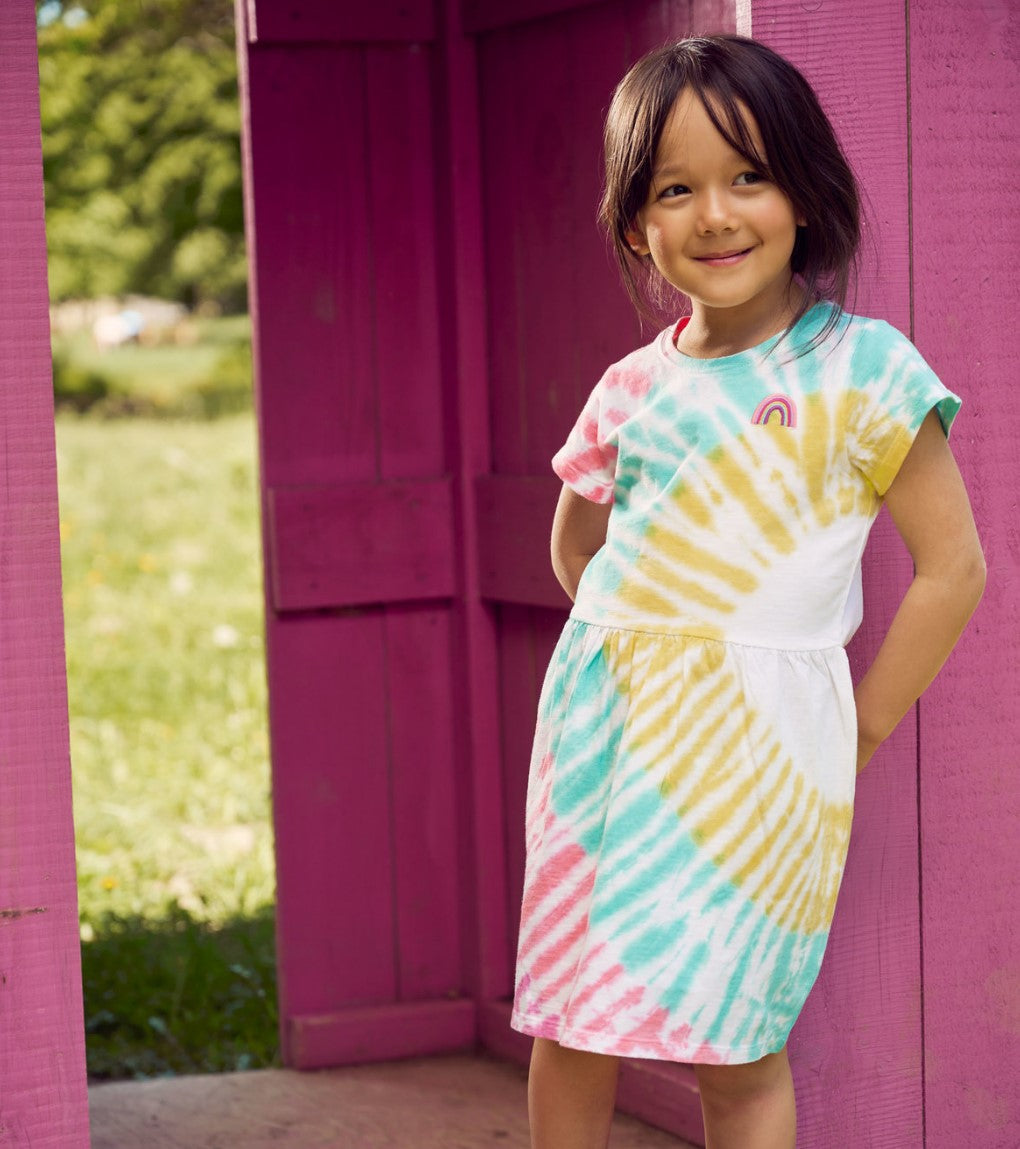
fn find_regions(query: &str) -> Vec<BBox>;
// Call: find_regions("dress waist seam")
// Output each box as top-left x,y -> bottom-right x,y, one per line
566,612 -> 846,655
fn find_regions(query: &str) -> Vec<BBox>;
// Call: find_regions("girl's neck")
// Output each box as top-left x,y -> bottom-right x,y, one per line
676,281 -> 809,360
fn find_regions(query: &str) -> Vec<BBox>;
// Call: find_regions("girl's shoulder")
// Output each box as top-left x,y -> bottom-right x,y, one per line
830,309 -> 941,380
819,306 -> 923,355
589,331 -> 672,400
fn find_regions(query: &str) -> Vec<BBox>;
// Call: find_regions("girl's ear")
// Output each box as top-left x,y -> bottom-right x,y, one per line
625,227 -> 650,257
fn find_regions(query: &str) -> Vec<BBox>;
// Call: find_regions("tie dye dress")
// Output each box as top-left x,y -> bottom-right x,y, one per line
510,303 -> 960,1064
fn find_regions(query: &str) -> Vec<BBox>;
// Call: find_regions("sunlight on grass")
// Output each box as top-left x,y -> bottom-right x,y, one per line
57,410 -> 278,1076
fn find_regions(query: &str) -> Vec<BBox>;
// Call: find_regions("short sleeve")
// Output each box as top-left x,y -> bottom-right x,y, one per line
551,376 -> 618,503
847,321 -> 962,496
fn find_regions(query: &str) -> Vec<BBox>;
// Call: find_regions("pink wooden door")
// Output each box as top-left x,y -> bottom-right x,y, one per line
238,0 -> 474,1069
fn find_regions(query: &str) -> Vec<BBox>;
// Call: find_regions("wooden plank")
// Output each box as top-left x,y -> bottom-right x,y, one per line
248,0 -> 435,44
384,606 -> 463,999
267,479 -> 456,610
267,613 -> 398,1034
909,3 -> 1020,1145
742,4 -> 922,1147
478,9 -> 626,476
474,476 -> 565,607
366,45 -> 444,481
0,4 -> 89,1145
89,1055 -> 696,1149
287,1000 -> 476,1069
462,0 -> 601,34
363,46 -> 463,1004
245,45 -> 377,488
435,0 -> 513,1003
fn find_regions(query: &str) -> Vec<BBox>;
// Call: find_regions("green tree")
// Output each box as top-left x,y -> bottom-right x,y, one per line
37,0 -> 247,310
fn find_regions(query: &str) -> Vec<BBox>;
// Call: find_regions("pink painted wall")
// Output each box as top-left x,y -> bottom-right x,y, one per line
744,1 -> 1019,1145
910,1 -> 1019,1143
0,3 -> 90,1146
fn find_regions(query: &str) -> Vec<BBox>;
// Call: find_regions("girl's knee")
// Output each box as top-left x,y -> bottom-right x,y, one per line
694,1046 -> 791,1101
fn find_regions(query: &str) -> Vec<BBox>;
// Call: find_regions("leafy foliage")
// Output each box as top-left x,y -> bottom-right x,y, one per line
82,905 -> 278,1079
37,0 -> 247,309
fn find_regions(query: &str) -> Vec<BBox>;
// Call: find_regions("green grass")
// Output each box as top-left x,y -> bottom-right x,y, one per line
57,407 -> 279,1078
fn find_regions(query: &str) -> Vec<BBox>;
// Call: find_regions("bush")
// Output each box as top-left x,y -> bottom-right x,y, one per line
51,314 -> 253,418
52,346 -> 113,411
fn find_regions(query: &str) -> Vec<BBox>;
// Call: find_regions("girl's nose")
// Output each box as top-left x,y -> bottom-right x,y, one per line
696,189 -> 737,233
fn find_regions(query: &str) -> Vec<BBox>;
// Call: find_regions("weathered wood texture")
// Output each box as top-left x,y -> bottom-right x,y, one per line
245,0 -> 435,43
910,2 -> 1019,1145
741,3 -> 924,1145
88,1056 -> 695,1149
0,3 -> 89,1146
239,0 -> 466,1066
267,479 -> 456,610
434,0 -> 511,1007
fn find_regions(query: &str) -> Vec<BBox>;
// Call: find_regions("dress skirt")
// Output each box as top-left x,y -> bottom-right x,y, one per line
510,618 -> 857,1064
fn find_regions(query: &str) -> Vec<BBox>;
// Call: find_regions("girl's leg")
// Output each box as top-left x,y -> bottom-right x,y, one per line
693,1046 -> 797,1149
528,1037 -> 620,1149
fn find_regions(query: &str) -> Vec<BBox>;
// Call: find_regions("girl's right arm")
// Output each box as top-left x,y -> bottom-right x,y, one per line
551,484 -> 612,602
853,410 -> 985,771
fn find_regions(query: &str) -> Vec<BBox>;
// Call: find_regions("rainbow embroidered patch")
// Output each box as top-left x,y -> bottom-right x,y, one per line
752,393 -> 797,427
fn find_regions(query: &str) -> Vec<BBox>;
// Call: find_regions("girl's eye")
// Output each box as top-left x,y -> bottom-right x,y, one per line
734,171 -> 765,186
659,183 -> 691,199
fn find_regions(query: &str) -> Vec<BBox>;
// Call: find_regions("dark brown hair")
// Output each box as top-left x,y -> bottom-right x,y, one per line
600,35 -> 860,347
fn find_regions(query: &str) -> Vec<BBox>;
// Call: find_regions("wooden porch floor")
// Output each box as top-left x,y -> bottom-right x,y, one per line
88,1054 -> 699,1148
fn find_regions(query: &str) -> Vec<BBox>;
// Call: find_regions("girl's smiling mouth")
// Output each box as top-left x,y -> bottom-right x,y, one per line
693,247 -> 754,266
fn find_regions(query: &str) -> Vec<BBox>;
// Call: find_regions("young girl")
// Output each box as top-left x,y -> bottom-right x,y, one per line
509,34 -> 984,1149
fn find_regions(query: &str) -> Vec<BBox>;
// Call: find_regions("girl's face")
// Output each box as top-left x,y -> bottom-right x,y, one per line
627,88 -> 804,327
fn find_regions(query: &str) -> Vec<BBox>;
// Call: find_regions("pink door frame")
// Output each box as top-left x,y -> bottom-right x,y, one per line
0,3 -> 90,1146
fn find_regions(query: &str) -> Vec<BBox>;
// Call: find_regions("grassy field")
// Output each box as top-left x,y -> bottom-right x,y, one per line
57,406 -> 279,1078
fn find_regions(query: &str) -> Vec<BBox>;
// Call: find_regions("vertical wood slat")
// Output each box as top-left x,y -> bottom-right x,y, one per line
910,2 -> 1020,1145
268,613 -> 397,1018
367,43 -> 463,1007
248,46 -> 375,488
0,3 -> 89,1145
743,3 -> 921,1146
435,0 -> 513,1005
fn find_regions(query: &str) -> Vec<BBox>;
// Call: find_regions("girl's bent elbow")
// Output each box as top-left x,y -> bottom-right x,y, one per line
950,547 -> 987,614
